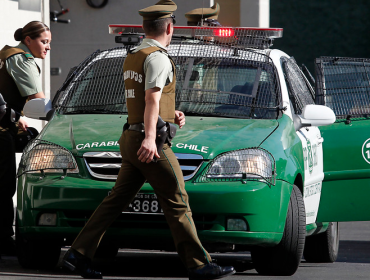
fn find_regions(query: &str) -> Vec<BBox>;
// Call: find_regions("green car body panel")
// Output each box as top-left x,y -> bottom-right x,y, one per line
17,113 -> 306,247
19,44 -> 352,262
317,118 -> 370,222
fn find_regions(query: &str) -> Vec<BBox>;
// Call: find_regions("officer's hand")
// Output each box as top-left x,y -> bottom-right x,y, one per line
175,110 -> 185,128
137,138 -> 160,163
18,118 -> 28,131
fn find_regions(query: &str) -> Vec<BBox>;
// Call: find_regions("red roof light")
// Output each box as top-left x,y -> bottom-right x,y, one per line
213,28 -> 235,37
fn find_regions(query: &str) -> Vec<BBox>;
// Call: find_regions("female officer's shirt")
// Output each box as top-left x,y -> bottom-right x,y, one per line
0,43 -> 42,131
5,43 -> 43,98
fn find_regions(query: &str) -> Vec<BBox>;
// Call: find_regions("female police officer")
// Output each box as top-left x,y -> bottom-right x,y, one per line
0,21 -> 51,256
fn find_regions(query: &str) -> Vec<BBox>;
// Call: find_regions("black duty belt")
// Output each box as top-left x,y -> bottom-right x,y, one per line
123,117 -> 177,163
128,123 -> 145,133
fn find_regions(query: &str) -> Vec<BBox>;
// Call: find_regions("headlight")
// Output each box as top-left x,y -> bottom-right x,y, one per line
18,140 -> 78,176
204,148 -> 275,185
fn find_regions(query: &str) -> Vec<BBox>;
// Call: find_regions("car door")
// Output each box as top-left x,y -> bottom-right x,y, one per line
282,56 -> 325,225
314,56 -> 370,222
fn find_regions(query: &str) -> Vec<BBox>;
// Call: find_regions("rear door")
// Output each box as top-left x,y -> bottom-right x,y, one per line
315,57 -> 370,222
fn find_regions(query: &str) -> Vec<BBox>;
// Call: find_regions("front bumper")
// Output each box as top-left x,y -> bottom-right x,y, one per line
17,175 -> 292,247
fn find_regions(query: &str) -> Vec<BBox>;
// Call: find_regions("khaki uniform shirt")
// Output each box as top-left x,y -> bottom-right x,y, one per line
132,39 -> 173,93
5,43 -> 42,97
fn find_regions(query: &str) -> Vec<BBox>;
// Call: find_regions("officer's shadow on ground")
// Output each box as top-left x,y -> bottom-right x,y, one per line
79,250 -> 255,278
2,241 -> 369,278
71,241 -> 370,278
0,249 -> 255,278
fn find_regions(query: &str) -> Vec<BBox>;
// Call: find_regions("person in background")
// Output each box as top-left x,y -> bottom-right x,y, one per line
185,2 -> 221,26
0,21 -> 51,257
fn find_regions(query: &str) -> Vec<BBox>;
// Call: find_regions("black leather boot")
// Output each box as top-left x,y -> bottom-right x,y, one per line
188,262 -> 236,280
63,249 -> 102,279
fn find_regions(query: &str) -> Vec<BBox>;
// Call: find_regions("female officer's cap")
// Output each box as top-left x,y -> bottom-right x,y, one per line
139,0 -> 177,21
185,2 -> 220,23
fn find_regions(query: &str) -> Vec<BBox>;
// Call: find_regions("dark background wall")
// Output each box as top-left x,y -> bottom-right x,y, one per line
270,0 -> 370,75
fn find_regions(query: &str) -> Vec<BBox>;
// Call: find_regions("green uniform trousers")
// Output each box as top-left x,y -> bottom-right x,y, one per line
72,129 -> 211,268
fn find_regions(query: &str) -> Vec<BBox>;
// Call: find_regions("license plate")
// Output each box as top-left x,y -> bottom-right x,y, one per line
123,193 -> 163,214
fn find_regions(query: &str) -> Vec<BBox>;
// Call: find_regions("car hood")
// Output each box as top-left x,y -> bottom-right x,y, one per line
40,114 -> 125,156
40,114 -> 278,159
172,116 -> 278,159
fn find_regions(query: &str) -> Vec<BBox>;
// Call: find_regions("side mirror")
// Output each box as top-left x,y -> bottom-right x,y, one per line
23,98 -> 54,121
295,104 -> 336,130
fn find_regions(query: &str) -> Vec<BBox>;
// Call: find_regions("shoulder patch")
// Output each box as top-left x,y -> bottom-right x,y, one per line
24,53 -> 33,59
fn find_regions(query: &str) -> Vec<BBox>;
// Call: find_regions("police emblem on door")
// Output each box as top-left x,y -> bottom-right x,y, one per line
362,138 -> 370,164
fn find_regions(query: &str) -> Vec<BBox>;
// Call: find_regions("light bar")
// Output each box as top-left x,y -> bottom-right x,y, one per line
213,28 -> 235,37
109,24 -> 283,39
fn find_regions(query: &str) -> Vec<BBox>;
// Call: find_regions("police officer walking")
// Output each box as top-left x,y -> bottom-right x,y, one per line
0,21 -> 50,257
62,1 -> 235,279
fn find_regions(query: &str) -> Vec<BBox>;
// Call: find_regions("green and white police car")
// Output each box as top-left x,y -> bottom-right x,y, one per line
16,24 -> 370,276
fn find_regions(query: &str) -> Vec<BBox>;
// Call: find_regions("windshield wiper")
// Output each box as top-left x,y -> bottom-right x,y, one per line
184,112 -> 238,118
183,112 -> 204,117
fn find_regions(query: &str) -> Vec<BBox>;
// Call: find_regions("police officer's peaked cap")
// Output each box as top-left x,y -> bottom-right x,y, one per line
139,0 -> 177,21
185,2 -> 220,23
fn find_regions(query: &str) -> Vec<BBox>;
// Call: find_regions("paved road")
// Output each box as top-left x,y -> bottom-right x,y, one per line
1,222 -> 369,280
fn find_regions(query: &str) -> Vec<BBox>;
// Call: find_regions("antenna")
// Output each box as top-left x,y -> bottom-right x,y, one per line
201,0 -> 204,26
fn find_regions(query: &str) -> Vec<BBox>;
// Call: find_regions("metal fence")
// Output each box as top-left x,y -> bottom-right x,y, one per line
195,148 -> 276,185
315,56 -> 370,119
281,57 -> 315,115
53,48 -> 127,114
18,139 -> 78,176
54,27 -> 282,119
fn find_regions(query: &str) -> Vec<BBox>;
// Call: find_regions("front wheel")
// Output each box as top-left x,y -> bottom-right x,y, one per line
16,219 -> 62,269
251,185 -> 306,276
303,222 -> 340,263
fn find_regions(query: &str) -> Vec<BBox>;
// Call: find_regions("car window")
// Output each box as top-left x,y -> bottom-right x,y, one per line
174,54 -> 281,119
281,57 -> 314,114
57,49 -> 127,114
55,46 -> 281,119
315,56 -> 370,119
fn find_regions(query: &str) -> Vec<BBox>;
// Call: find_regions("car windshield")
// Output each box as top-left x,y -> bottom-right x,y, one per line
55,45 -> 281,119
174,55 -> 280,119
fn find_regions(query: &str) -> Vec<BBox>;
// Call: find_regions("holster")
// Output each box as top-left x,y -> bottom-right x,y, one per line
153,116 -> 177,162
0,93 -> 20,129
14,127 -> 39,153
123,121 -> 130,132
123,117 -> 177,163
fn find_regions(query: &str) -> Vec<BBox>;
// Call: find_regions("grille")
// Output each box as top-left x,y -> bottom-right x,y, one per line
83,152 -> 203,181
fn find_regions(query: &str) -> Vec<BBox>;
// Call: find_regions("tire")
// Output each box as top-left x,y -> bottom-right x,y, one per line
16,219 -> 62,269
251,185 -> 306,276
303,222 -> 340,263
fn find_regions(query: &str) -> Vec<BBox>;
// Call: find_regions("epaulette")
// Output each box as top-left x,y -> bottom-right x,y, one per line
23,53 -> 34,59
